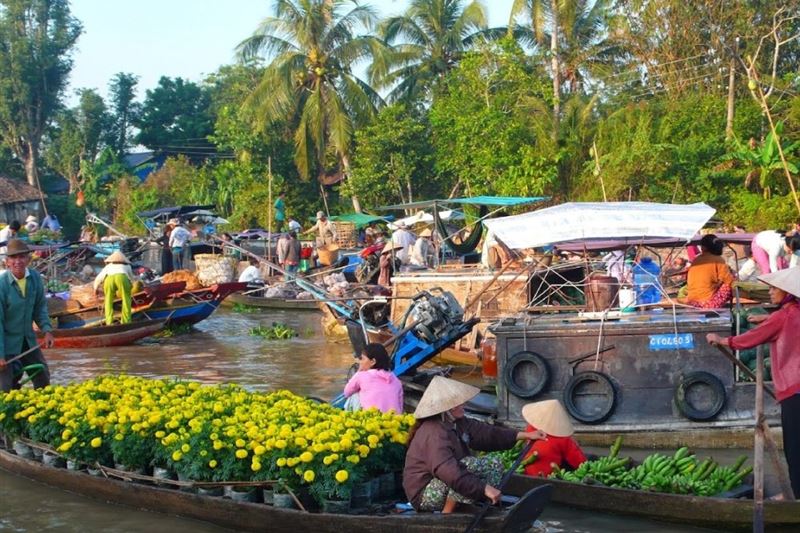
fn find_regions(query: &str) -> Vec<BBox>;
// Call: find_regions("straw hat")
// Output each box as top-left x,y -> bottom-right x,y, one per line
758,267 -> 800,298
5,239 -> 31,257
381,241 -> 403,254
25,215 -> 38,223
413,376 -> 480,419
419,228 -> 432,238
316,211 -> 325,220
521,399 -> 574,437
104,250 -> 130,264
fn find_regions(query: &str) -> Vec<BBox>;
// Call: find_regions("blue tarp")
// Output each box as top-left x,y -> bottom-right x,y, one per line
376,196 -> 549,210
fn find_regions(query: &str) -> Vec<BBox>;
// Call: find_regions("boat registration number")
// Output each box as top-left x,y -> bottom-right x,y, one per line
648,333 -> 694,351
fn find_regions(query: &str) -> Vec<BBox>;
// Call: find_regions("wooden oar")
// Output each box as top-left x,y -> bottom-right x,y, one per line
712,344 -> 776,400
464,440 -> 534,533
3,343 -> 45,366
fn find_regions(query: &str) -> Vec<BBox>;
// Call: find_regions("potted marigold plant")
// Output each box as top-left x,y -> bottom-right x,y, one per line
309,464 -> 357,513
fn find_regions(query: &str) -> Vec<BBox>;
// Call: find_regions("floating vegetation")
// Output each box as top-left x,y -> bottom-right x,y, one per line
249,322 -> 297,340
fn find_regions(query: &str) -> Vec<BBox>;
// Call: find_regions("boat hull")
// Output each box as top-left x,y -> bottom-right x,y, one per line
506,475 -> 800,532
39,320 -> 166,348
0,447 -> 509,533
223,292 -> 320,311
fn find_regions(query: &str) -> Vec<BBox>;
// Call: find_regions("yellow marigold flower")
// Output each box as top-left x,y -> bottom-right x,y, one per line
235,449 -> 248,459
299,451 -> 313,463
172,451 -> 182,461
114,433 -> 124,441
181,443 -> 191,453
213,440 -> 224,450
235,438 -> 246,448
335,470 -> 349,483
251,461 -> 262,472
209,459 -> 218,468
367,434 -> 379,446
274,439 -> 287,449
303,470 -> 315,482
276,458 -> 287,467
90,437 -> 102,448
254,445 -> 266,456
155,430 -> 166,438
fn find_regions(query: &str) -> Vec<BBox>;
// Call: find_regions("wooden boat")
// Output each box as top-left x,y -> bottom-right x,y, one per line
506,474 -> 800,532
223,292 -> 321,311
0,446 -> 549,533
38,320 -> 166,348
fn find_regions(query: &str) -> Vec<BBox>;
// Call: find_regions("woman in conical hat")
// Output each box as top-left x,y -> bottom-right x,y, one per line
519,399 -> 587,477
403,376 -> 545,513
93,250 -> 136,326
707,267 -> 800,497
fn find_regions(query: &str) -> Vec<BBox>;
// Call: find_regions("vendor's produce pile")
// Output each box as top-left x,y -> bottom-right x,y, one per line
484,440 -> 538,473
0,376 -> 412,503
551,437 -> 752,497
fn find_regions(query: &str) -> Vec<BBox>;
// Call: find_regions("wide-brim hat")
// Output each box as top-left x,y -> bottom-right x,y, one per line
382,242 -> 404,254
758,267 -> 800,298
5,239 -> 32,257
413,376 -> 480,419
104,250 -> 130,264
25,215 -> 38,223
419,228 -> 432,238
521,399 -> 574,437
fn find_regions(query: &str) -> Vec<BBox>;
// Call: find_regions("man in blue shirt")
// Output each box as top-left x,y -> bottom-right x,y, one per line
274,192 -> 286,233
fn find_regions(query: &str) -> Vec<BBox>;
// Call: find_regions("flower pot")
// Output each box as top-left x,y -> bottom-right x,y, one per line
272,492 -> 295,509
262,488 -> 275,505
114,463 -> 148,476
379,472 -> 396,499
177,471 -> 196,493
198,486 -> 224,497
86,467 -> 103,476
11,440 -> 34,459
153,466 -> 177,487
32,446 -> 44,460
321,498 -> 350,514
370,477 -> 381,499
350,481 -> 373,508
42,452 -> 66,468
66,460 -> 84,471
224,485 -> 260,502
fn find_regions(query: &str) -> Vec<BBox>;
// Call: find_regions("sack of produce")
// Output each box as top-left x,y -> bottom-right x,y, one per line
161,269 -> 203,290
194,254 -> 237,286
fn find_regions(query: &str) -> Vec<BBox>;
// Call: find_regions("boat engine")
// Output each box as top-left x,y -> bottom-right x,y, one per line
408,288 -> 465,343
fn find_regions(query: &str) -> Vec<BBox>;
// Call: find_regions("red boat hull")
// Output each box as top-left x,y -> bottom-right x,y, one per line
39,320 -> 166,348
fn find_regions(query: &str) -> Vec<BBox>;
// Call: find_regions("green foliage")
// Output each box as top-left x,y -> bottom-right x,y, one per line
43,193 -> 86,240
250,322 -> 298,340
106,73 -> 141,156
429,38 -> 559,197
232,303 -> 260,314
347,104 -> 437,208
724,191 -> 799,231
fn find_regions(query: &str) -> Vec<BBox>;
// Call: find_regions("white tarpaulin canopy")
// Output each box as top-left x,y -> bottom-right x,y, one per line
482,202 -> 716,249
387,209 -> 464,230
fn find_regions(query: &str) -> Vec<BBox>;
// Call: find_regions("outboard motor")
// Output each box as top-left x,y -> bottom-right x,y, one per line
407,288 -> 465,343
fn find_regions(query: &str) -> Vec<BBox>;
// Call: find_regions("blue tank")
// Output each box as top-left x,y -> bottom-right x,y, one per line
633,257 -> 662,305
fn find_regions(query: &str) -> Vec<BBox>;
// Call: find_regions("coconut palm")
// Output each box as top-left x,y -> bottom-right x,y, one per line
371,0 -> 497,102
237,0 -> 385,195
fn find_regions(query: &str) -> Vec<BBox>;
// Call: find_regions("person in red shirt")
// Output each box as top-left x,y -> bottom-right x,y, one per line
520,399 -> 587,477
707,267 -> 800,498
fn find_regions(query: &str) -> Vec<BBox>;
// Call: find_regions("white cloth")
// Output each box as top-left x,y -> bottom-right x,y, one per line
24,221 -> 38,233
392,228 -> 416,265
754,230 -> 786,273
93,263 -> 135,291
603,250 -> 630,283
288,220 -> 302,232
238,265 -> 261,283
410,238 -> 433,267
0,226 -> 14,254
169,226 -> 192,248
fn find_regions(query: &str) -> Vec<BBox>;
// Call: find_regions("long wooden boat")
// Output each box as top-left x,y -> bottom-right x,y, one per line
223,292 -> 321,311
0,446 -> 547,533
38,320 -> 166,348
506,474 -> 800,532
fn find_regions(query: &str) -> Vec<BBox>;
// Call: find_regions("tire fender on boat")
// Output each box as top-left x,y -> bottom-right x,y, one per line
674,371 -> 726,421
563,371 -> 617,424
503,351 -> 550,399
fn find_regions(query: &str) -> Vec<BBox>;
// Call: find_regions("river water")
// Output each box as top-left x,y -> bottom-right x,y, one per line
0,308 -> 719,532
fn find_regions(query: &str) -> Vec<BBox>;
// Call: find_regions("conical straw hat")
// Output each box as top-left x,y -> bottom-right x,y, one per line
758,267 -> 800,298
521,399 -> 574,437
104,250 -> 130,264
413,376 -> 480,419
419,228 -> 432,238
382,241 -> 403,254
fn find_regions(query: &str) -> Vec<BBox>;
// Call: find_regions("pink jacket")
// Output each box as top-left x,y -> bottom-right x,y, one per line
343,369 -> 404,413
729,301 -> 800,402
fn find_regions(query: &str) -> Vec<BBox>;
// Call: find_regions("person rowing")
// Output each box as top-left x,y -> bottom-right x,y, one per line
402,376 -> 545,513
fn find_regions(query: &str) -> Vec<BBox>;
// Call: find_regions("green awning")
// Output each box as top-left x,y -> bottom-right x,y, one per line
329,213 -> 388,229
376,196 -> 549,210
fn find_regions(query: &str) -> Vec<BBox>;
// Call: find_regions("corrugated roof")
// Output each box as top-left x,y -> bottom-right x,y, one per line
0,176 -> 45,205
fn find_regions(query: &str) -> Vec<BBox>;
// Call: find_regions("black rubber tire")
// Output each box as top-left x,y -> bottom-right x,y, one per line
563,371 -> 616,424
503,351 -> 550,399
674,371 -> 726,421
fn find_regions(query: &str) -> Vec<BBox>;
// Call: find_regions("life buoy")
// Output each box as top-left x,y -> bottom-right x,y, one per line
674,371 -> 726,421
503,351 -> 550,399
563,371 -> 616,424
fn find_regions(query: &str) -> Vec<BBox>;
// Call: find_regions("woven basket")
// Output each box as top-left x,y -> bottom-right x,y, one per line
193,254 -> 237,286
333,221 -> 357,248
317,245 -> 340,267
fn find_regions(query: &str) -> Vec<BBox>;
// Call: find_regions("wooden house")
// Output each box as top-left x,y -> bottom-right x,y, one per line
0,176 -> 44,224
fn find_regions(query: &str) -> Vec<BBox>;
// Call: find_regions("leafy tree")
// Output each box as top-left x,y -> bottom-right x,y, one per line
44,88 -> 109,193
135,76 -> 215,156
372,0 -> 493,103
0,0 -> 82,187
347,103 -> 436,208
106,72 -> 141,156
429,38 -> 558,197
237,0 -> 386,212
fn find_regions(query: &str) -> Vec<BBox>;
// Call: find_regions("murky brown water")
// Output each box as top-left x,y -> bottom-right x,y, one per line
0,308 -> 721,532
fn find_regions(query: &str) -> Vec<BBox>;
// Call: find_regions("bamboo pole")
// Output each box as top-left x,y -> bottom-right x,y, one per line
753,345 -> 764,533
267,157 -> 273,277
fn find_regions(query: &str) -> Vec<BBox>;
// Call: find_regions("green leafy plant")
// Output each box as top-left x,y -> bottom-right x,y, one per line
249,322 -> 297,339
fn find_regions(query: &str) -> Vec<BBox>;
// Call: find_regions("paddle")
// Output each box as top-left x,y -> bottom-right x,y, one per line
1,343 -> 44,368
464,440 -> 535,533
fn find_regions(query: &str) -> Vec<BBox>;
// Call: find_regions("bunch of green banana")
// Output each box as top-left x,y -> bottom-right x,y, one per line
549,438 -> 753,497
485,441 -> 539,472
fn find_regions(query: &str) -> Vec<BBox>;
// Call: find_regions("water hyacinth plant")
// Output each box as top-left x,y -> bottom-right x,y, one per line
0,375 -> 412,503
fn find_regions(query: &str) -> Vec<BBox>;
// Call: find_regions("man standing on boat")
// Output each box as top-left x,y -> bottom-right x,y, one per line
168,219 -> 193,270
93,251 -> 136,325
0,240 -> 54,392
277,230 -> 301,280
273,191 -> 287,233
303,211 -> 337,247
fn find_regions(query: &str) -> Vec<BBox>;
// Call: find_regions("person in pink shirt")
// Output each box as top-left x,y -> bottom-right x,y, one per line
343,343 -> 404,413
707,267 -> 800,498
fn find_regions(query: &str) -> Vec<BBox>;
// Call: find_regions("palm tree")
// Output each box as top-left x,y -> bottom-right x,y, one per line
237,0 -> 385,209
371,0 -> 495,102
